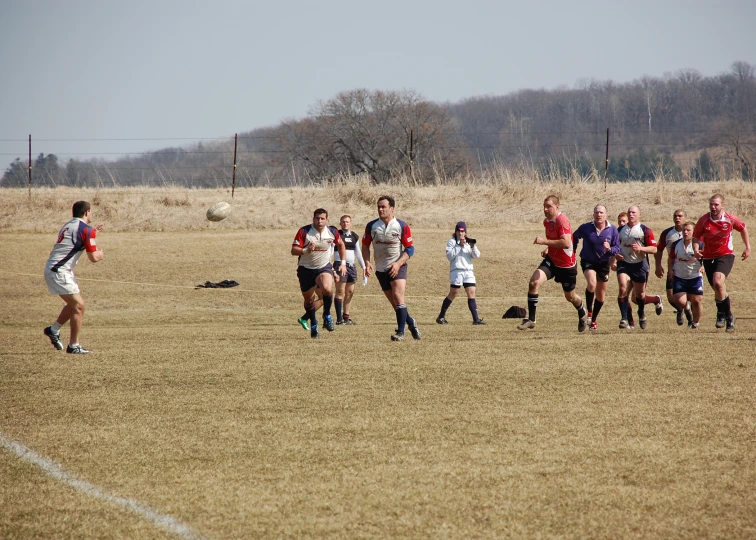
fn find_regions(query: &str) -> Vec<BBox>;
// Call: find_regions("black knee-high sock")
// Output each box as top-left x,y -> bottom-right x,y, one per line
716,296 -> 732,317
527,293 -> 538,322
305,303 -> 317,325
592,300 -> 604,322
468,298 -> 479,321
619,297 -> 629,320
439,297 -> 453,318
334,299 -> 343,322
636,297 -> 645,317
322,295 -> 333,318
395,304 -> 408,334
585,289 -> 595,314
407,313 -> 416,329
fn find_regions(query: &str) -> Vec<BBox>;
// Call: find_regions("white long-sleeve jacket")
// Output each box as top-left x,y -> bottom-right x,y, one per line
446,237 -> 480,272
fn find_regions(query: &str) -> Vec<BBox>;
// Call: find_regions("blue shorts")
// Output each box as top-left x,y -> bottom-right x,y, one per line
297,264 -> 333,292
334,261 -> 358,283
672,275 -> 704,296
617,260 -> 649,284
375,264 -> 408,292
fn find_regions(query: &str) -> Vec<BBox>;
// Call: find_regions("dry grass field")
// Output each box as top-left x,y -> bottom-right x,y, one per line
1,181 -> 755,539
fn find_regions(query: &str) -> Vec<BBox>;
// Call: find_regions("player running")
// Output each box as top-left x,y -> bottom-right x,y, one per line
333,215 -> 366,325
668,222 -> 704,329
654,209 -> 690,325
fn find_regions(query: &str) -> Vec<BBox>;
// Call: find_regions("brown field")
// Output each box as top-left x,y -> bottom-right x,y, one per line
1,182 -> 755,539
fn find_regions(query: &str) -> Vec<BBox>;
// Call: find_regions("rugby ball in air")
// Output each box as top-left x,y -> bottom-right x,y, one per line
206,202 -> 231,222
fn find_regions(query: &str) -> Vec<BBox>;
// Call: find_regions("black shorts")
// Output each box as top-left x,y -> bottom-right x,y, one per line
538,256 -> 577,292
580,259 -> 610,283
375,264 -> 408,292
703,255 -> 735,286
297,264 -> 333,292
617,260 -> 649,284
334,261 -> 358,283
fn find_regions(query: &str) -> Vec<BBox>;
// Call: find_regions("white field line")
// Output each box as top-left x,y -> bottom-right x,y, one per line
0,432 -> 206,540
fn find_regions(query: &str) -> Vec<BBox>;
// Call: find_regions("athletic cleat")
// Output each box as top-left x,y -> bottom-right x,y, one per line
619,319 -> 629,329
517,318 -> 536,330
44,326 -> 64,350
628,324 -> 636,330
323,315 -> 335,332
472,319 -> 487,325
342,318 -> 356,325
390,332 -> 405,341
589,321 -> 598,332
297,317 -> 310,331
436,316 -> 449,325
310,325 -> 320,339
335,320 -> 344,325
655,299 -> 664,316
688,321 -> 699,329
578,315 -> 587,333
726,316 -> 735,333
639,316 -> 647,330
586,312 -> 592,325
676,309 -> 684,326
408,322 -> 422,340
66,344 -> 90,354
715,312 -> 726,329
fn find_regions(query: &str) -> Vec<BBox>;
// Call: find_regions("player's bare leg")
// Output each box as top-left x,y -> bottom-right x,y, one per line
518,269 -> 547,330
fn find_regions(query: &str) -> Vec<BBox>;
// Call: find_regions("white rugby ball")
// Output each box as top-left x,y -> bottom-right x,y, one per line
206,201 -> 231,222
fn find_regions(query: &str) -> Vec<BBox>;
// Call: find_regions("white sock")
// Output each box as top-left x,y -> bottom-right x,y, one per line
51,322 -> 62,333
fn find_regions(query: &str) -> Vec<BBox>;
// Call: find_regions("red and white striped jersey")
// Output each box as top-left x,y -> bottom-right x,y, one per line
292,224 -> 341,270
693,212 -> 746,258
618,223 -> 656,264
362,218 -> 413,272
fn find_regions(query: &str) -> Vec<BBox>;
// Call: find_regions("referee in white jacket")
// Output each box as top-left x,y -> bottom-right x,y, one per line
436,222 -> 486,325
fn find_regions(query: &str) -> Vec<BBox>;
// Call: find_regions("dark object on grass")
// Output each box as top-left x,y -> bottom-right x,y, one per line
196,279 -> 240,289
502,306 -> 526,319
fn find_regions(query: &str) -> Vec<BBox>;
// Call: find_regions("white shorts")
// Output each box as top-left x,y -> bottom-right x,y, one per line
45,270 -> 80,296
450,269 -> 476,287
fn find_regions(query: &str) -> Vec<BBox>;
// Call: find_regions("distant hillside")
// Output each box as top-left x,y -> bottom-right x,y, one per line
3,61 -> 754,188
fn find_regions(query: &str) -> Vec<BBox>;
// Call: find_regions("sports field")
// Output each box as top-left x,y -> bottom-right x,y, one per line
1,184 -> 755,538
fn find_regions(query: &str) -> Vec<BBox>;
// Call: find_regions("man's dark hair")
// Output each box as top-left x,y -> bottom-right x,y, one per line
377,195 -> 395,208
72,201 -> 90,218
313,208 -> 328,218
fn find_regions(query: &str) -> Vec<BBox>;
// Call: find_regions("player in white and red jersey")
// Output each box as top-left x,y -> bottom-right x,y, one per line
362,195 -> 421,341
654,209 -> 689,325
291,208 -> 347,338
615,205 -> 663,330
43,201 -> 104,354
692,193 -> 751,332
516,195 -> 588,332
668,222 -> 703,329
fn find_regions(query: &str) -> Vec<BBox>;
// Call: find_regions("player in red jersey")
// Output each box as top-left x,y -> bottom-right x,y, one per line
43,201 -> 104,354
517,195 -> 587,332
692,193 -> 750,332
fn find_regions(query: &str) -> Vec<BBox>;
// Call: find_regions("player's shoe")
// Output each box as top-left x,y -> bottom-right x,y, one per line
472,319 -> 487,325
586,312 -> 592,325
688,321 -> 699,329
578,314 -> 587,333
390,332 -> 405,342
310,324 -> 319,339
676,309 -> 684,326
436,316 -> 449,325
726,316 -> 735,333
342,317 -> 356,325
517,318 -> 536,330
297,317 -> 310,331
618,319 -> 629,329
323,315 -> 335,332
589,321 -> 598,332
639,316 -> 647,330
66,344 -> 90,354
655,299 -> 664,316
408,322 -> 422,340
335,319 -> 344,325
44,326 -> 64,350
628,324 -> 636,330
715,312 -> 726,329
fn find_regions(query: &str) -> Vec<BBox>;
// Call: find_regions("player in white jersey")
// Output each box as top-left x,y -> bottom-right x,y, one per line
362,195 -> 421,341
436,221 -> 486,325
668,222 -> 703,329
43,201 -> 104,354
291,208 -> 347,338
333,215 -> 366,325
654,209 -> 690,325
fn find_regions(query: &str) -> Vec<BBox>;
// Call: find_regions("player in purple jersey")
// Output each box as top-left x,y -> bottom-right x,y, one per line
43,201 -> 104,354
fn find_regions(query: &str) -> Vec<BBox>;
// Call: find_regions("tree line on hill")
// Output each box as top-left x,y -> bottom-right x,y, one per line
3,61 -> 754,188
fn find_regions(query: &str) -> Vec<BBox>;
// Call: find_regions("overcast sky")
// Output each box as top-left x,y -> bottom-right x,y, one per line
1,0 -> 754,162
